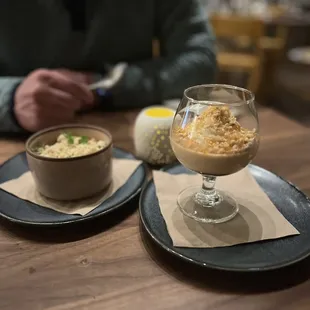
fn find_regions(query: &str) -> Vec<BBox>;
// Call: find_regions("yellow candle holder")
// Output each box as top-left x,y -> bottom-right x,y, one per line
134,106 -> 177,165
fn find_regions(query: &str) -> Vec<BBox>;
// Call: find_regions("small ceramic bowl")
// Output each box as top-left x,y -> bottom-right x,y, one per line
26,124 -> 113,201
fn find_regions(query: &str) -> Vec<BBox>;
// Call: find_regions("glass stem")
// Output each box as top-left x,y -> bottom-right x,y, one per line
194,175 -> 222,207
202,175 -> 216,194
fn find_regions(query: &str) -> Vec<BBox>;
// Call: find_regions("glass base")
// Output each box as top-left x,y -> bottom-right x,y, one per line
177,186 -> 239,224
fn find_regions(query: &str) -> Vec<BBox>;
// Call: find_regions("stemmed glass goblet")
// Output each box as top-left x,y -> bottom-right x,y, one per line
170,84 -> 260,224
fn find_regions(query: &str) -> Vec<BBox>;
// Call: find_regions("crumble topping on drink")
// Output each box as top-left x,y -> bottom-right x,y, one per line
173,106 -> 256,155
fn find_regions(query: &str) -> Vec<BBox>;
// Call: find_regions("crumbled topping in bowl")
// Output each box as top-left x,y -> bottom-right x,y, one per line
36,133 -> 108,158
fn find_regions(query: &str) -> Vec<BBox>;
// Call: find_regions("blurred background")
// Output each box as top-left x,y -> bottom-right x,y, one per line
159,0 -> 310,124
206,0 -> 310,123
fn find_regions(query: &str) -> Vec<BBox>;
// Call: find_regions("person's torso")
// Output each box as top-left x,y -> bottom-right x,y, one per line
0,0 -> 156,75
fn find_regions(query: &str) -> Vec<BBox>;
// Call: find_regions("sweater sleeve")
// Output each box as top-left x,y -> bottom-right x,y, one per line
109,0 -> 217,108
0,77 -> 25,133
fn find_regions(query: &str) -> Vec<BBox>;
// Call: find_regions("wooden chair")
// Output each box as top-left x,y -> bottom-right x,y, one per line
152,39 -> 160,58
257,5 -> 289,102
211,15 -> 265,94
257,24 -> 288,102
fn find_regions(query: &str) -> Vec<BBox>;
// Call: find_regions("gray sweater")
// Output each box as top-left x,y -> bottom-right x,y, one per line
0,0 -> 216,132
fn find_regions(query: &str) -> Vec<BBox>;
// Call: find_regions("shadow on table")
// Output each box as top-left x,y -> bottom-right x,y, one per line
0,195 -> 139,243
141,225 -> 310,293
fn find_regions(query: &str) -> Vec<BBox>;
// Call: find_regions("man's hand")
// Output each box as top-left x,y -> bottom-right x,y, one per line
14,69 -> 94,132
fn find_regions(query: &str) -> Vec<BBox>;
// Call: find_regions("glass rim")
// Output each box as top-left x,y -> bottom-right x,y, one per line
184,84 -> 255,107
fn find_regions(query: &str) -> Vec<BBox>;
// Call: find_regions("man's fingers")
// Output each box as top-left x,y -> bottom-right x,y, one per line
57,69 -> 91,84
45,88 -> 83,111
41,71 -> 94,104
33,87 -> 83,111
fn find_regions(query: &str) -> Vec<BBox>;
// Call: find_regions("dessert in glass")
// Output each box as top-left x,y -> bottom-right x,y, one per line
170,84 -> 259,223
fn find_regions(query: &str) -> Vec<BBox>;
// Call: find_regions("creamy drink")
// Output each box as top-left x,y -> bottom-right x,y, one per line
171,106 -> 258,176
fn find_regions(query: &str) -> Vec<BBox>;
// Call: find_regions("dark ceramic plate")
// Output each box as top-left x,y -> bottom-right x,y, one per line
140,163 -> 310,272
0,148 -> 147,226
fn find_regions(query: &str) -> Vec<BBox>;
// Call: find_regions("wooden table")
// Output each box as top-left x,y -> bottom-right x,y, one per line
1,107 -> 310,310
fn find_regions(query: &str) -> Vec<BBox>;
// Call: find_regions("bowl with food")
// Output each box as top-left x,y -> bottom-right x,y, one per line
26,124 -> 113,201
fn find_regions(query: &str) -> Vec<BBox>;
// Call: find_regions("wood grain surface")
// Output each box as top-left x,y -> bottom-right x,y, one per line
1,106 -> 310,310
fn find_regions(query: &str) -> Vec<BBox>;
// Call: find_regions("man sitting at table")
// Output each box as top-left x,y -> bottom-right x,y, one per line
0,0 -> 216,133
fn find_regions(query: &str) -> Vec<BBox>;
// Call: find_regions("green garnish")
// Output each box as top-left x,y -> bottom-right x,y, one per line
64,132 -> 74,144
79,136 -> 89,144
35,143 -> 43,153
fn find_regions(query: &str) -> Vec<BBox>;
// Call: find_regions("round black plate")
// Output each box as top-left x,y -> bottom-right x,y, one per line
0,148 -> 147,226
140,164 -> 310,272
